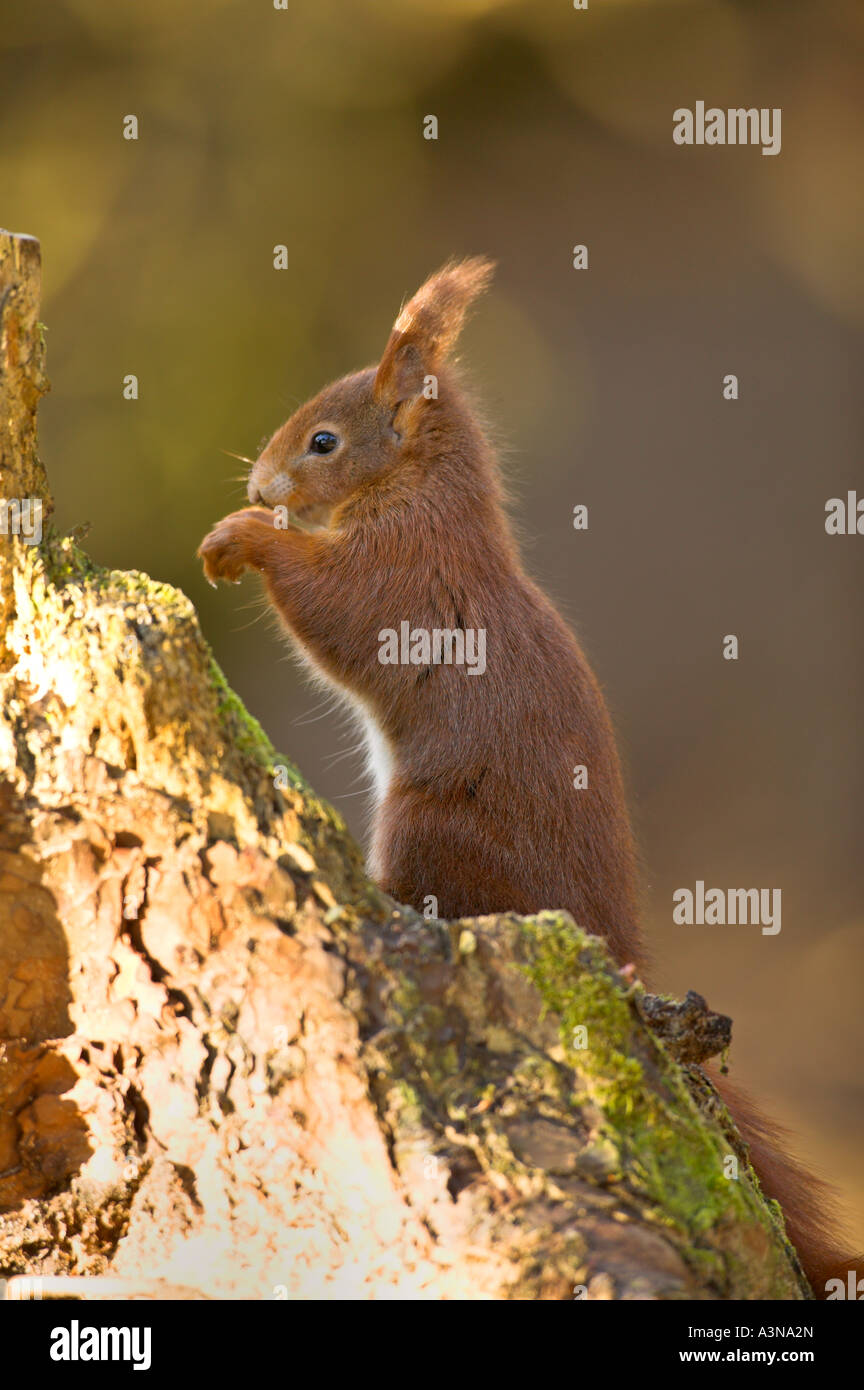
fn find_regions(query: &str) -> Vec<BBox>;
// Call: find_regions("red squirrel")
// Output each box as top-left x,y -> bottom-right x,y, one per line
198,258 -> 855,1298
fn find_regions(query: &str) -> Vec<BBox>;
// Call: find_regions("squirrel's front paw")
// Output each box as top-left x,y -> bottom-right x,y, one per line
197,508 -> 274,586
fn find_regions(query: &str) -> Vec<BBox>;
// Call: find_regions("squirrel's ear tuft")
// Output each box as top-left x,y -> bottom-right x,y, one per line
374,256 -> 495,406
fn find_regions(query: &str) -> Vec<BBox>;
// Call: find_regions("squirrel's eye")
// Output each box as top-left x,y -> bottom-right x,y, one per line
309,430 -> 339,455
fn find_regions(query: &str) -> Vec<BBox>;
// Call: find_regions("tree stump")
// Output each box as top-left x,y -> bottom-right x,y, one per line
0,230 -> 809,1300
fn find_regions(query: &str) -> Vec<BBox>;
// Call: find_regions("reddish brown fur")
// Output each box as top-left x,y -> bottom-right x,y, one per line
199,258 -> 856,1297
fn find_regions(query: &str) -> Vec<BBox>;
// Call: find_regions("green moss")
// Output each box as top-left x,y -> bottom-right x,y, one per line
516,911 -> 797,1288
29,524 -> 347,839
208,657 -> 349,833
358,910 -> 804,1297
207,656 -> 280,769
392,1080 -> 423,1126
38,527 -> 191,616
203,655 -> 348,835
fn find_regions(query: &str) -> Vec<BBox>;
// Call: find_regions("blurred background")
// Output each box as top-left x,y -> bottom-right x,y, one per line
2,0 -> 863,1247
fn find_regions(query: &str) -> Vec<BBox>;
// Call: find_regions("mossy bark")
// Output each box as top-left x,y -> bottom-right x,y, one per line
0,230 -> 810,1300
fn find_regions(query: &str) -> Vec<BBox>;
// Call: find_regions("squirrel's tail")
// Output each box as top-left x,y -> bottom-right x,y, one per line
713,1071 -> 859,1298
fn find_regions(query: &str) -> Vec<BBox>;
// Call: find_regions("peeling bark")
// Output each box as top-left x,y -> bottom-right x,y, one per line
0,230 -> 810,1300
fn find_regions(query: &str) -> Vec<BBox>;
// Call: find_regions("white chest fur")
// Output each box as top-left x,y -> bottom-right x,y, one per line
289,641 -> 393,848
355,706 -> 393,808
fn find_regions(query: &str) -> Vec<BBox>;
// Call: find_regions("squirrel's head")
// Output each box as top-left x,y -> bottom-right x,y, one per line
247,256 -> 495,524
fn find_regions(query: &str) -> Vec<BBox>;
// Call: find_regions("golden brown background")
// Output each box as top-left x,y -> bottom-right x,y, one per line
2,0 -> 862,1246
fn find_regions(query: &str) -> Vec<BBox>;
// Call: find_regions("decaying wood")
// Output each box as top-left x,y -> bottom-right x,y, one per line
0,230 -> 810,1300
